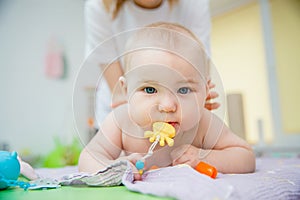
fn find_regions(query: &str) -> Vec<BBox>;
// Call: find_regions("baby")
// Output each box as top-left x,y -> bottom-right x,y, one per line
79,22 -> 255,179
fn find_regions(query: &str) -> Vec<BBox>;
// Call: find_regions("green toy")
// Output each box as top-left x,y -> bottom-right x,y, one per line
43,137 -> 81,168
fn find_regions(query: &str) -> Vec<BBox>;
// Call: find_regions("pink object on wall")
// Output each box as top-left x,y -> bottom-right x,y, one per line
45,37 -> 65,79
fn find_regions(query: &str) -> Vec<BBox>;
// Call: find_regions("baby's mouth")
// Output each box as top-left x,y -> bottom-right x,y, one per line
168,122 -> 179,129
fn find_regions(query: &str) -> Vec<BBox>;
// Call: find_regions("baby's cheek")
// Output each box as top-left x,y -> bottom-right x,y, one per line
180,103 -> 202,131
128,104 -> 152,128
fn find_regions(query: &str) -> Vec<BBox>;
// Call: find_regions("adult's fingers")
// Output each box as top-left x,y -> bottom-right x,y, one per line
206,91 -> 219,101
205,102 -> 221,110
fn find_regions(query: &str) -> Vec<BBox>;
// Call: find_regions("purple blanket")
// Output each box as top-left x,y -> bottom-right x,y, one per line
218,158 -> 300,200
122,164 -> 235,200
34,157 -> 300,200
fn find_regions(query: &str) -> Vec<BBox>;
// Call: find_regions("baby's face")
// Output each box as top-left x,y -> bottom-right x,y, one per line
123,50 -> 207,132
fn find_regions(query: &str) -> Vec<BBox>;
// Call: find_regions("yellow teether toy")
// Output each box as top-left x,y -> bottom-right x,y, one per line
135,122 -> 176,175
144,122 -> 176,147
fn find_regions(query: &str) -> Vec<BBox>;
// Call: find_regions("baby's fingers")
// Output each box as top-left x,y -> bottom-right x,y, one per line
128,161 -> 143,181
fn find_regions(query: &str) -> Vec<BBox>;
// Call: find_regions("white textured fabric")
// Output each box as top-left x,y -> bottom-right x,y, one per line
33,161 -> 129,187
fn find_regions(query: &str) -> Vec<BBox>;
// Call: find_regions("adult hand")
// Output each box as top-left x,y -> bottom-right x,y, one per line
205,80 -> 220,110
17,156 -> 39,180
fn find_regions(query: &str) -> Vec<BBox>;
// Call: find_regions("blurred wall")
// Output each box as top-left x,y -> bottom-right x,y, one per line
270,0 -> 300,133
211,0 -> 300,147
0,0 -> 86,155
211,1 -> 273,144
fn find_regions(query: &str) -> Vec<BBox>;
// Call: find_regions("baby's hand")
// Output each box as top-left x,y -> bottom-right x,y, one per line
170,144 -> 201,168
126,153 -> 144,180
17,156 -> 39,180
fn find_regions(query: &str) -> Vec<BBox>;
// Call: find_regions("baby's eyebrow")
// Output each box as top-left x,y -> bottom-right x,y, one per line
178,78 -> 200,84
138,79 -> 158,84
137,79 -> 201,86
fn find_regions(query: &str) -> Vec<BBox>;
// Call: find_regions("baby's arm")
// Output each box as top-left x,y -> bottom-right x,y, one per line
199,110 -> 255,173
172,109 -> 255,174
78,111 -> 144,179
78,112 -> 123,173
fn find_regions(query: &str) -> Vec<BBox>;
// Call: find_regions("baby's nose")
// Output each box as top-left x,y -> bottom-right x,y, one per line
158,94 -> 177,113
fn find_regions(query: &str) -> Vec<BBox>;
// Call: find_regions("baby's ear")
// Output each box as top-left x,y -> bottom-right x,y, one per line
119,76 -> 127,95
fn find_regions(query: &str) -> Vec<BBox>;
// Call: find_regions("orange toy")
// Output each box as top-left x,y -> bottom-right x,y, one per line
195,161 -> 217,179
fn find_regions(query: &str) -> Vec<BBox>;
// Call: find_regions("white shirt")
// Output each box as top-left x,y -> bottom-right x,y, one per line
84,0 -> 211,125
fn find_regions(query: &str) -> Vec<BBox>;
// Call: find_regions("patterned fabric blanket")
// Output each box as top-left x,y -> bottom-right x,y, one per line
33,157 -> 300,200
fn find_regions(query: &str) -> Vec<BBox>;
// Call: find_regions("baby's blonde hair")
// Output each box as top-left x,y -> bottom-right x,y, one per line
123,22 -> 210,78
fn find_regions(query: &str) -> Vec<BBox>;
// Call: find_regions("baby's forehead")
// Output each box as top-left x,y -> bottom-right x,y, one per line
125,52 -> 205,84
126,50 -> 201,75
123,25 -> 209,78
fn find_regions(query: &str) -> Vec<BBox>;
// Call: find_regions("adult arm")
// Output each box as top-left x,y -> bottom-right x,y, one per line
85,1 -> 126,108
104,62 -> 127,108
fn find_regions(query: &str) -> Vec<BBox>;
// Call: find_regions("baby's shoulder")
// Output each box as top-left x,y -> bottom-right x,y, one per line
196,109 -> 215,134
110,104 -> 132,125
111,104 -> 143,136
113,104 -> 129,116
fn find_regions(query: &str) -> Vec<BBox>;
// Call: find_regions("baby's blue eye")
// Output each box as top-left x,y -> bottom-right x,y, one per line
178,87 -> 190,94
144,87 -> 157,94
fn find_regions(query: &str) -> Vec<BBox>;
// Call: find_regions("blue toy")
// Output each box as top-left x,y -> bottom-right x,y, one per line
0,151 -> 31,190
